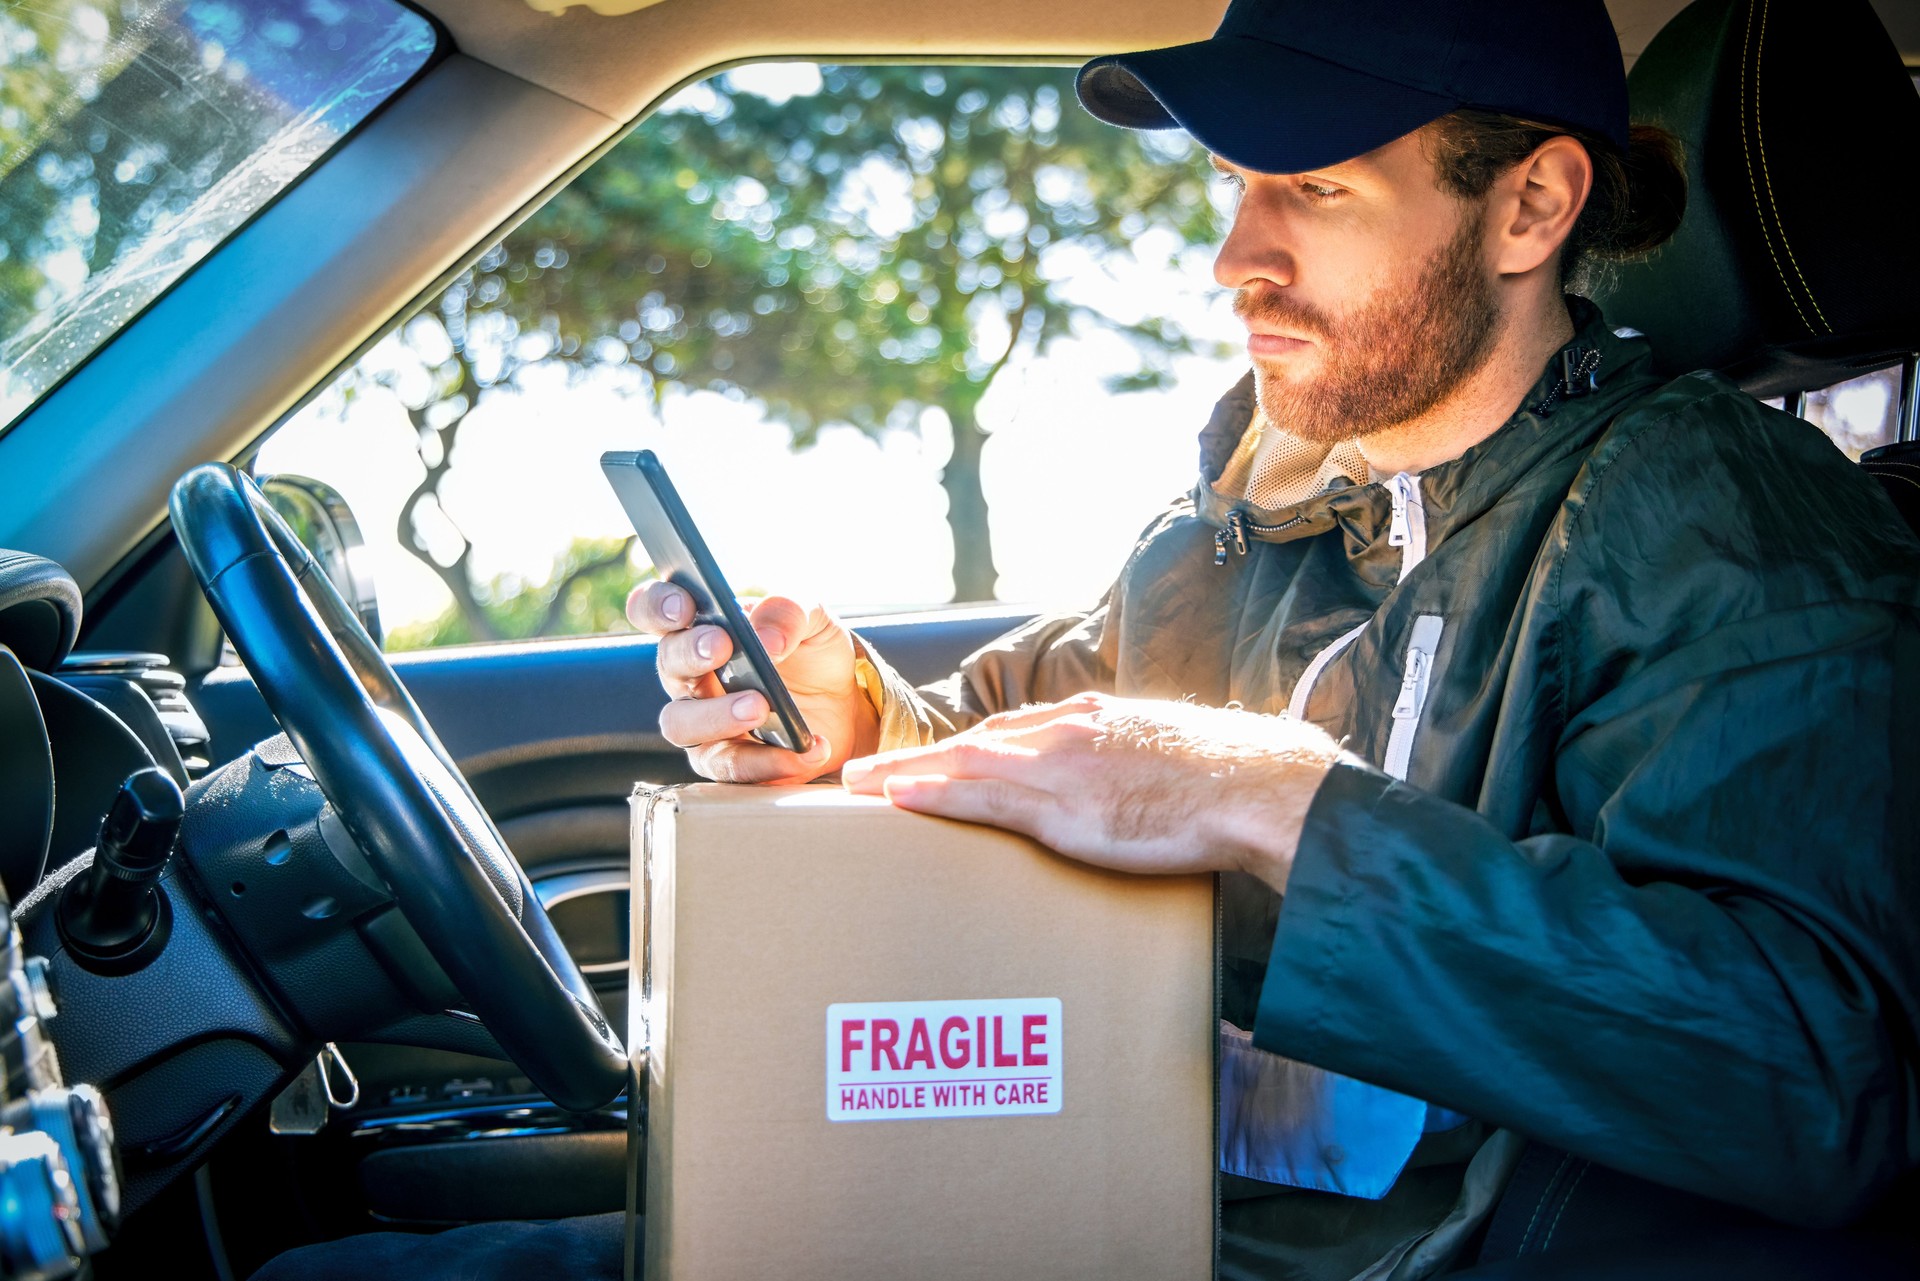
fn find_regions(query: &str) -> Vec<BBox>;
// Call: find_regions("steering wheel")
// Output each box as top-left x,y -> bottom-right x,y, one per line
170,463 -> 628,1112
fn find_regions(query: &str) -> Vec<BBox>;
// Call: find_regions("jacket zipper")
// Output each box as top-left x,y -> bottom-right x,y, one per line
1285,620 -> 1367,720
1213,509 -> 1307,566
1533,347 -> 1602,417
1384,614 -> 1445,781
1214,475 -> 1424,578
1282,474 -> 1434,726
1385,472 -> 1426,583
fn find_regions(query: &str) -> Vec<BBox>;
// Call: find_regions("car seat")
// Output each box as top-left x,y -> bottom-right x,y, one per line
1472,0 -> 1920,1261
1592,0 -> 1920,533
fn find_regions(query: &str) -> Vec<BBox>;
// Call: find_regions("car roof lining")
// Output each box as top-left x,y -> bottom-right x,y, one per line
404,0 -> 1920,123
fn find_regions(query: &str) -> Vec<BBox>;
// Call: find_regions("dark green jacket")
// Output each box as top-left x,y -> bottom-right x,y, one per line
870,299 -> 1920,1237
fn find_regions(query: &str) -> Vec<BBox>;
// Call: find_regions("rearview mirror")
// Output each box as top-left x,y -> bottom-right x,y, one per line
258,474 -> 384,648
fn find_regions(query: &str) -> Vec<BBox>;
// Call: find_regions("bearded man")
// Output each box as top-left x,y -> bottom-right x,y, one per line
632,0 -> 1920,1275
254,0 -> 1919,1277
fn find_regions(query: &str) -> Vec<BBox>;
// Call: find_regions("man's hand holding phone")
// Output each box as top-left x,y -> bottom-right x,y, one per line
628,582 -> 881,784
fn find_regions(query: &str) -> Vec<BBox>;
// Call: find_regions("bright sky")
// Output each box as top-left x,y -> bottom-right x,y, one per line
258,63 -> 1251,634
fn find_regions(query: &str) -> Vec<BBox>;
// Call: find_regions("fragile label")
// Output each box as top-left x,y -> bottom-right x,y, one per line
826,998 -> 1063,1122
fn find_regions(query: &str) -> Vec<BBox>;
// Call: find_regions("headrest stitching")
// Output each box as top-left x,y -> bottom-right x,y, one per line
1739,0 -> 1817,338
1871,472 -> 1920,496
1752,0 -> 1833,334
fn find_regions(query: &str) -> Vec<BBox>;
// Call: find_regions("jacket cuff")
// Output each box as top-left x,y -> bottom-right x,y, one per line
1252,758 -> 1399,1059
849,633 -> 941,753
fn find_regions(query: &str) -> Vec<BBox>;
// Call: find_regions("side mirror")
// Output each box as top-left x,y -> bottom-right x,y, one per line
257,474 -> 384,648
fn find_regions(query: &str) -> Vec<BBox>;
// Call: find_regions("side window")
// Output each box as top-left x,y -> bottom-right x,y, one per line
1792,365 -> 1906,461
259,62 -> 1239,652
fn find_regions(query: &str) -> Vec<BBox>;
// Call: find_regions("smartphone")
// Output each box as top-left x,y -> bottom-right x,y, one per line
601,450 -> 814,754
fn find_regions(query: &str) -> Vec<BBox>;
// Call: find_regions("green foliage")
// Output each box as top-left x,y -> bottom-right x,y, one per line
479,65 -> 1225,433
385,537 -> 650,652
370,63 -> 1228,621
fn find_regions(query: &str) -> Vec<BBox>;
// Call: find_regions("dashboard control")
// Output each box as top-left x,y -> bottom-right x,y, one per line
56,653 -> 212,780
16,1088 -> 117,1253
0,903 -> 121,1278
54,768 -> 182,976
0,1130 -> 83,1280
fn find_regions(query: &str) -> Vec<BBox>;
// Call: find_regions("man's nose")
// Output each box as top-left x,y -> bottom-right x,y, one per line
1213,192 -> 1296,293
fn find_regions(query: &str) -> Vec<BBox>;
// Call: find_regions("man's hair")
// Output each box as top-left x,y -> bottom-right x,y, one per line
1422,110 -> 1687,295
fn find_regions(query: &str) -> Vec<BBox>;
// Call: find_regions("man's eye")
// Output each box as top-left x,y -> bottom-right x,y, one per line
1215,172 -> 1246,195
1300,182 -> 1343,201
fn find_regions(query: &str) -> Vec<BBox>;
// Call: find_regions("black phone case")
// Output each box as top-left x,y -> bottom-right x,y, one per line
601,450 -> 814,754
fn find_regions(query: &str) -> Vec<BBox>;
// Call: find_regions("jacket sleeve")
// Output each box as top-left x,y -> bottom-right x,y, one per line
1256,601 -> 1920,1228
1254,398 -> 1920,1227
854,487 -> 1210,749
854,605 -> 1118,751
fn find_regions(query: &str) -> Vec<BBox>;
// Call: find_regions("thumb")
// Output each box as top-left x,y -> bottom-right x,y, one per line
747,595 -> 837,661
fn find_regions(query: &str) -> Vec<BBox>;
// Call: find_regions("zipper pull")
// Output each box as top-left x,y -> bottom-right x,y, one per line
1388,476 -> 1411,548
1214,510 -> 1249,566
1392,649 -> 1428,720
1561,347 -> 1600,398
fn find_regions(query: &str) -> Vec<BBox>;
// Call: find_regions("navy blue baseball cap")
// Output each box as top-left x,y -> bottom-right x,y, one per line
1077,0 -> 1629,175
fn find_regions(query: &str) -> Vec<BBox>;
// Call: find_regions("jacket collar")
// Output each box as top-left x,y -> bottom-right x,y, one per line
1191,297 -> 1662,557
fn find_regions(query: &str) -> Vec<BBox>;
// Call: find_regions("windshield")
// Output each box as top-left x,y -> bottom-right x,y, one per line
0,0 -> 438,434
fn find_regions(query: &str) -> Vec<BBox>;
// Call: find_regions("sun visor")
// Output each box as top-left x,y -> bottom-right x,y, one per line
521,0 -> 670,16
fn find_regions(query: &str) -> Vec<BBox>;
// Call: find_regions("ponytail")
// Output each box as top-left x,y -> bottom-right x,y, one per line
1423,110 -> 1688,294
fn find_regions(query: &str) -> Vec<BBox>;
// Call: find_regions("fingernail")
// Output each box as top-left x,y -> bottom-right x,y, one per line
806,735 -> 831,761
695,629 -> 714,659
757,627 -> 785,659
731,694 -> 761,722
842,758 -> 872,785
662,593 -> 684,623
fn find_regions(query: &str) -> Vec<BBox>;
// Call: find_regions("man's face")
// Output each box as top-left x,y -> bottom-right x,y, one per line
1212,130 -> 1501,443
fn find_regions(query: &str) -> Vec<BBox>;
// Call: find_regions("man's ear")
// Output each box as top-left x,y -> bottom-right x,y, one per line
1487,135 -> 1592,278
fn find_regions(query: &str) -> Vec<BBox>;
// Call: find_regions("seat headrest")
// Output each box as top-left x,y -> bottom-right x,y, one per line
0,550 -> 81,673
1594,0 -> 1920,397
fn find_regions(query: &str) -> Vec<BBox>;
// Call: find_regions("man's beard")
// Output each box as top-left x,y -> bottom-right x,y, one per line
1237,208 -> 1501,444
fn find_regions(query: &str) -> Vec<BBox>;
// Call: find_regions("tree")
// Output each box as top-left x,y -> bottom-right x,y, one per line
383,536 -> 646,652
378,63 -> 1226,617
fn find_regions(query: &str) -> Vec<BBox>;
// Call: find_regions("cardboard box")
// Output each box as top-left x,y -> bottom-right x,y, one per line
631,782 -> 1217,1281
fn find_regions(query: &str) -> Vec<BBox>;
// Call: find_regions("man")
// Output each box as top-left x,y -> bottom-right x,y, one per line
254,0 -> 1916,1277
632,0 -> 1920,1276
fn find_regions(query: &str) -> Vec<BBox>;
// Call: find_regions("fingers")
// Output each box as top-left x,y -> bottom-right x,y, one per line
975,694 -> 1104,733
879,773 -> 1052,838
840,699 -> 1102,793
655,622 -> 733,690
689,734 -> 833,785
841,738 -> 1039,794
659,689 -> 769,748
650,594 -> 828,691
627,580 -> 693,636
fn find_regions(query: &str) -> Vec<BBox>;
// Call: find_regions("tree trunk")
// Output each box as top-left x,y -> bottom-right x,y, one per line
395,346 -> 502,643
941,400 -> 998,603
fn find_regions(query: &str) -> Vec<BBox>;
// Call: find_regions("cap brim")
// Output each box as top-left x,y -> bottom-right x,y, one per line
1078,36 -> 1459,174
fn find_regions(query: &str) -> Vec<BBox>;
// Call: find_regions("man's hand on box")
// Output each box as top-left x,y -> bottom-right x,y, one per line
841,692 -> 1342,893
626,582 -> 881,784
